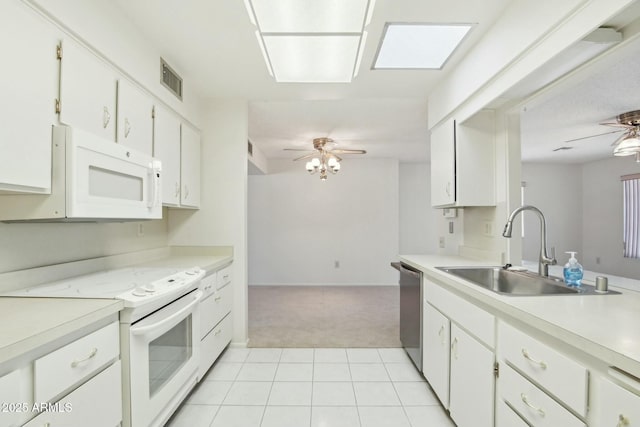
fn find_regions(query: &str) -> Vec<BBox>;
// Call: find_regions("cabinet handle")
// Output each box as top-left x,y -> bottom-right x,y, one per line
184,185 -> 189,199
521,348 -> 547,369
520,393 -> 545,417
103,106 -> 111,129
214,329 -> 223,336
451,337 -> 458,359
215,296 -> 222,302
175,182 -> 180,198
71,347 -> 98,368
124,117 -> 131,138
438,325 -> 445,344
446,182 -> 451,196
618,414 -> 630,427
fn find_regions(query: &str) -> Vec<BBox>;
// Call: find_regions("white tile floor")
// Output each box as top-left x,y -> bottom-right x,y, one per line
165,347 -> 455,427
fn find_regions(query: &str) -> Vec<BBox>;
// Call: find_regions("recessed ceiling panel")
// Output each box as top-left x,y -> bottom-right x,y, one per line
249,0 -> 370,33
263,35 -> 361,82
374,23 -> 473,69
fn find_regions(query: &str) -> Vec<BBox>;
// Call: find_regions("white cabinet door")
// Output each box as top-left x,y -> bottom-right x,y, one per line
153,105 -> 181,207
59,38 -> 117,141
24,361 -> 122,427
430,118 -> 455,207
180,124 -> 201,208
0,2 -> 59,194
591,375 -> 640,427
117,79 -> 153,155
449,323 -> 495,427
423,302 -> 450,408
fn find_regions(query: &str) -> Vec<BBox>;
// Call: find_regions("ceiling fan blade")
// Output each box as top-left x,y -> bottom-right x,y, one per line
293,153 -> 317,161
331,149 -> 367,154
564,129 -> 625,143
283,148 -> 314,151
600,121 -> 634,128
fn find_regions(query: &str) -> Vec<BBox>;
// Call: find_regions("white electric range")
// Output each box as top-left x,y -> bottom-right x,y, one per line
6,265 -> 206,427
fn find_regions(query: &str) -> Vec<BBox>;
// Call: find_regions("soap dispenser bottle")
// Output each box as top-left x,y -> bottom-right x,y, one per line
563,251 -> 583,287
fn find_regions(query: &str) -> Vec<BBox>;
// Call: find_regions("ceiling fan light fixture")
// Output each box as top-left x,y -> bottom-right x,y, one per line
614,136 -> 640,156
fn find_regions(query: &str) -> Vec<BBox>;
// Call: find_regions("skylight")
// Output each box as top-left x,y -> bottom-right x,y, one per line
244,0 -> 376,83
373,23 -> 474,69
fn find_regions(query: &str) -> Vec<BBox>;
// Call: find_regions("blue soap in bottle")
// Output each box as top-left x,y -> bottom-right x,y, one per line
563,251 -> 583,287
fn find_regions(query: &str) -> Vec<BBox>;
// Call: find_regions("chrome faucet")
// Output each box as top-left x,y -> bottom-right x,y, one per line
502,205 -> 556,277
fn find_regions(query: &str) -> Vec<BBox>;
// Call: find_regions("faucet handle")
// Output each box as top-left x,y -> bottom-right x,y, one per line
549,247 -> 557,264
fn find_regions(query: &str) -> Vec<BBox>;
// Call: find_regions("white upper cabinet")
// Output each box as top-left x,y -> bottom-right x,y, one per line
430,110 -> 496,208
0,2 -> 59,194
430,118 -> 456,206
117,79 -> 153,155
153,105 -> 181,207
180,124 -> 201,208
58,38 -> 117,141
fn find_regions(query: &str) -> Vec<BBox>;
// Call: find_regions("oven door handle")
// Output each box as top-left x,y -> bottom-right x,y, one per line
130,290 -> 203,336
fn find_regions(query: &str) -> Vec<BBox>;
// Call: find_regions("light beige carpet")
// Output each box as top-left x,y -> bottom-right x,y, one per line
248,285 -> 401,348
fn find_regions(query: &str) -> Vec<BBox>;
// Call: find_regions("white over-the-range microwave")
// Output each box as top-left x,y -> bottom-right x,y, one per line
0,125 -> 162,222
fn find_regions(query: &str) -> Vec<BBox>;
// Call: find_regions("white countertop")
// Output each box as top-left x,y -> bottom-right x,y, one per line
0,246 -> 233,367
400,254 -> 640,378
0,297 -> 123,366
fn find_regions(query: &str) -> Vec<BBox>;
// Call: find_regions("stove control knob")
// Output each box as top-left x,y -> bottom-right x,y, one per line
132,287 -> 149,297
144,284 -> 156,293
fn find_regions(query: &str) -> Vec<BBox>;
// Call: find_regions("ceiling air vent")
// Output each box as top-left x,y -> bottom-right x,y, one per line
248,140 -> 253,156
160,58 -> 183,101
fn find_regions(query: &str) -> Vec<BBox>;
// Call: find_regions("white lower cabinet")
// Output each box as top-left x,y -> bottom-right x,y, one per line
591,374 -> 640,427
423,276 -> 495,427
449,324 -> 495,427
198,263 -> 234,379
24,361 -> 122,427
423,302 -> 450,408
500,363 -> 585,427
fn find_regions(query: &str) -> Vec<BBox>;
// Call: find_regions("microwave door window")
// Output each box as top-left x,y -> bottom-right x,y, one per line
89,166 -> 143,201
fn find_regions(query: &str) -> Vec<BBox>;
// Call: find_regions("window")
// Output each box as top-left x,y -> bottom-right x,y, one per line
622,174 -> 640,258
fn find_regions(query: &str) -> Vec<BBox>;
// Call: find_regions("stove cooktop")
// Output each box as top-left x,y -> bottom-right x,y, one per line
5,266 -> 205,309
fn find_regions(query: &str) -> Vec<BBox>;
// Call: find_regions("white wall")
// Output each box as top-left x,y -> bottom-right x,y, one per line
399,163 -> 438,254
582,156 -> 640,278
248,158 -> 399,286
169,99 -> 249,345
0,218 -> 167,274
521,163 -> 583,263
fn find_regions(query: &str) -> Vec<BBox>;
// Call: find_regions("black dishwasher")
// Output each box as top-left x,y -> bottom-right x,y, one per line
391,262 -> 422,371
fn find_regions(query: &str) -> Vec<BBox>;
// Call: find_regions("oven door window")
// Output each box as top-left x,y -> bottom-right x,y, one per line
148,315 -> 193,397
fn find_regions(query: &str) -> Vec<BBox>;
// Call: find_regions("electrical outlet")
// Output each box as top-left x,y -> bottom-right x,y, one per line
439,237 -> 445,248
596,257 -> 600,264
334,260 -> 340,268
449,221 -> 454,234
137,223 -> 144,237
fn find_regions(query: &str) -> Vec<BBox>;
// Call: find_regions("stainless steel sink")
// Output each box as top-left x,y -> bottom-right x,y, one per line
436,266 -> 617,296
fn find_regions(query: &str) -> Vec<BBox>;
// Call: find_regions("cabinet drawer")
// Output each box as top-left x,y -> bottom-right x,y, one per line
200,283 -> 233,338
499,321 -> 588,416
216,264 -> 232,289
34,322 -> 119,403
425,278 -> 495,348
199,313 -> 233,379
25,361 -> 122,427
496,400 -> 529,427
501,364 -> 585,427
592,374 -> 640,426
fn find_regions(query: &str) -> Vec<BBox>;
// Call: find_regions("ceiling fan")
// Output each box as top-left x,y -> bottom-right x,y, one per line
563,110 -> 640,157
284,137 -> 366,180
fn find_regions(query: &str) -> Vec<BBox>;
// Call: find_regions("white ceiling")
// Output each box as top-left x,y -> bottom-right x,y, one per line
113,0 -> 513,162
519,5 -> 640,164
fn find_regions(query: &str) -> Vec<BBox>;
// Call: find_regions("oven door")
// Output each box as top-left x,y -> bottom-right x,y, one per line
128,290 -> 202,427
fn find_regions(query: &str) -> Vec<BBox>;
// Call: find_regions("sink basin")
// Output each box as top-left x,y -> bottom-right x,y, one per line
436,266 -> 616,296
